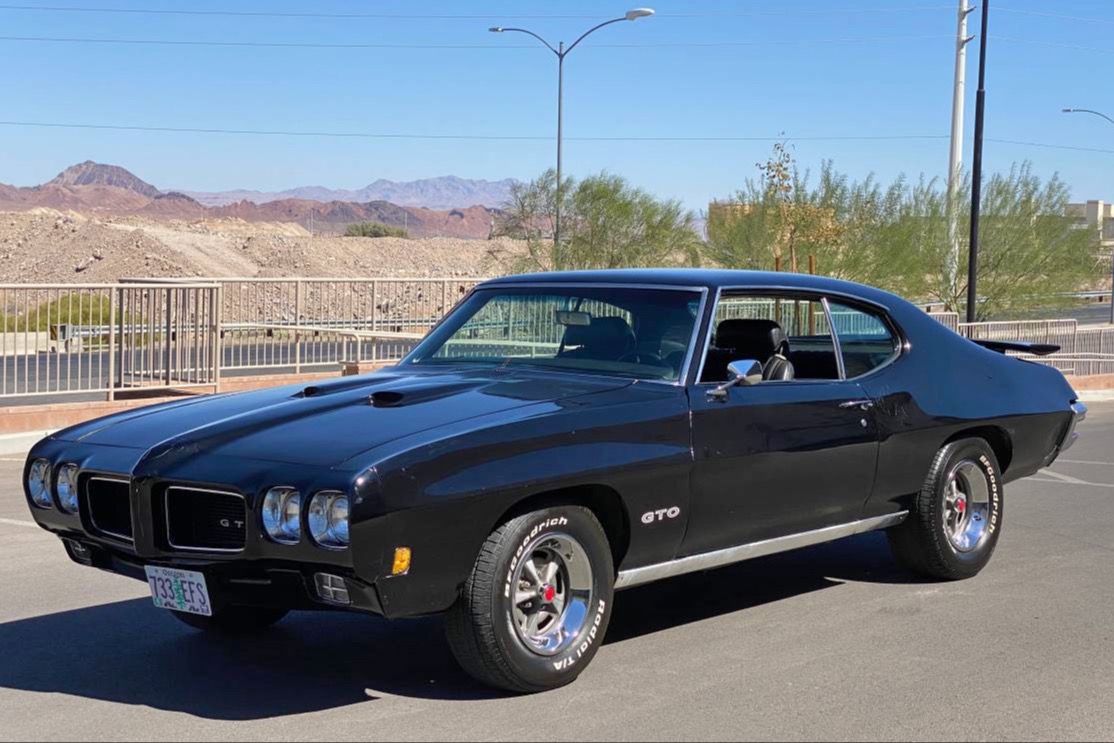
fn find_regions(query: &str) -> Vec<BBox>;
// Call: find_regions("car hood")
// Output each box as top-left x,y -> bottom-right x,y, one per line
54,368 -> 633,468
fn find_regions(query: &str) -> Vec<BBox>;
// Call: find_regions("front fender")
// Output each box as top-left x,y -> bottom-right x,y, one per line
355,383 -> 693,619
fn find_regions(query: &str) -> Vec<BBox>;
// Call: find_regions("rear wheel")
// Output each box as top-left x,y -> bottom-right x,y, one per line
170,606 -> 289,635
445,506 -> 615,694
888,438 -> 1004,580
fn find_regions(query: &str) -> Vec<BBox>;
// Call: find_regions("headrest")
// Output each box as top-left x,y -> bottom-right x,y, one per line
716,319 -> 789,359
564,316 -> 636,351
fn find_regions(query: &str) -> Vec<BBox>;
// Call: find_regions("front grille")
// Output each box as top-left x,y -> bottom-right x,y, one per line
165,487 -> 247,553
86,477 -> 134,542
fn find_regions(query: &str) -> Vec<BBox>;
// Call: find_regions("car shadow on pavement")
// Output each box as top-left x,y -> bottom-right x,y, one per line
0,533 -> 920,715
607,531 -> 920,642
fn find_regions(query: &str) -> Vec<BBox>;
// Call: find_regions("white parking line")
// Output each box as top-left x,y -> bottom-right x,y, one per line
1043,470 -> 1089,485
1058,459 -> 1114,467
1028,477 -> 1114,490
0,517 -> 39,529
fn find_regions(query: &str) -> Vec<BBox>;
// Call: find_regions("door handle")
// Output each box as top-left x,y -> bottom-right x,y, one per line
840,400 -> 875,411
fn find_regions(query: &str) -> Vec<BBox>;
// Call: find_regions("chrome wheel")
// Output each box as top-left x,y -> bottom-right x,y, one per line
510,533 -> 594,657
944,460 -> 992,553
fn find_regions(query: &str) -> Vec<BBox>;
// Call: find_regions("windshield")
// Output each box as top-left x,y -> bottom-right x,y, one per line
403,286 -> 704,382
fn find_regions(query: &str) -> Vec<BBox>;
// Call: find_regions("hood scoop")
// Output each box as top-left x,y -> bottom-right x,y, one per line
299,374 -> 403,399
369,380 -> 484,408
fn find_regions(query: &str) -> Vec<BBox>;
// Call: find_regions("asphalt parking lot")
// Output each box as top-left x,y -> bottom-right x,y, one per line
1,405 -> 1112,742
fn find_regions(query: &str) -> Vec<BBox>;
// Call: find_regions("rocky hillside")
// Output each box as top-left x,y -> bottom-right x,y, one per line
0,163 -> 503,239
0,209 -> 521,283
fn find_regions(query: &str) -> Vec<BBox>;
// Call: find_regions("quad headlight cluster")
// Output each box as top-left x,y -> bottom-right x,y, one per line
262,487 -> 349,550
27,460 -> 80,513
27,459 -> 53,509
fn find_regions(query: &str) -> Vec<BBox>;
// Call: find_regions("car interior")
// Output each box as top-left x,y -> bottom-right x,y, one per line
698,295 -> 898,384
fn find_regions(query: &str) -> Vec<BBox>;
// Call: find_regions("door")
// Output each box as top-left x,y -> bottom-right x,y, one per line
679,292 -> 881,557
683,381 -> 880,555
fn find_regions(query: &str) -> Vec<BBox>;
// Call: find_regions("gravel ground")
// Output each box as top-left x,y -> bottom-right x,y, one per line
0,209 -> 518,283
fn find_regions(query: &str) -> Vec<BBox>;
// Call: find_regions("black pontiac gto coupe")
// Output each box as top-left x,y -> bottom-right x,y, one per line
24,270 -> 1086,693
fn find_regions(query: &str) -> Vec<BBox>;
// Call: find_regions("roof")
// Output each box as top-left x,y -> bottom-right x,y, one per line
482,268 -> 897,303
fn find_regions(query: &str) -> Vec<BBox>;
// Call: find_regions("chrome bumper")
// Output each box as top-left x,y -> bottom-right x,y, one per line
1060,402 -> 1088,453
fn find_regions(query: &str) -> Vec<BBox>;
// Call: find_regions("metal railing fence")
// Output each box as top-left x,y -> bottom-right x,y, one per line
0,283 -> 221,400
131,278 -> 482,373
3,277 -> 1113,404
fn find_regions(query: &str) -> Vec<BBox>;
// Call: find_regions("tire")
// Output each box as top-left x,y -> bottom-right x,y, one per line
888,437 -> 1004,581
446,506 -> 615,694
169,606 -> 289,635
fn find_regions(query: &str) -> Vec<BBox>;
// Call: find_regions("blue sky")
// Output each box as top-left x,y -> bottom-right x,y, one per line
1,0 -> 1112,209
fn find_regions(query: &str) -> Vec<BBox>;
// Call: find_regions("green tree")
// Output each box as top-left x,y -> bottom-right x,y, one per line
918,165 -> 1097,319
345,222 -> 409,239
490,170 -> 702,273
707,145 -> 1099,319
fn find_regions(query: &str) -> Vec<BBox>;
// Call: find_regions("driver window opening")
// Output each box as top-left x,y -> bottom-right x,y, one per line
699,294 -> 841,384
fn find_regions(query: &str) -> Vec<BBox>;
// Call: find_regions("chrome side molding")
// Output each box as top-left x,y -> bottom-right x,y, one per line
615,511 -> 909,590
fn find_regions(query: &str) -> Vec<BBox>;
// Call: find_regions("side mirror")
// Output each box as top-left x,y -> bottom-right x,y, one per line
707,359 -> 764,401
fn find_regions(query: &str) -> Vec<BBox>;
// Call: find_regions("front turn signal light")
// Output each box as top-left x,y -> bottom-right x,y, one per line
392,547 -> 412,576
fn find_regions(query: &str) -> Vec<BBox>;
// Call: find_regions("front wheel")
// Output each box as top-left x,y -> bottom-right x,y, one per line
170,605 -> 289,635
888,437 -> 1004,580
445,506 -> 615,694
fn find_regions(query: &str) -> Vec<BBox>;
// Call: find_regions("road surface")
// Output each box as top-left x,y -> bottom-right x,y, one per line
1,405 -> 1112,741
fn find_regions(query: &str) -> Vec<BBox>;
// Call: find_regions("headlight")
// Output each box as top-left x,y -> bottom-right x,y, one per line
308,492 -> 349,550
27,459 -> 52,509
262,487 -> 302,545
56,464 -> 80,514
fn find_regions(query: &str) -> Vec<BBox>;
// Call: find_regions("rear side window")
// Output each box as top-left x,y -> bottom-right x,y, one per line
827,301 -> 899,378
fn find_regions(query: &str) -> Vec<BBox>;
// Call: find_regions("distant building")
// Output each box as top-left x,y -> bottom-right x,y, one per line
1068,200 -> 1114,247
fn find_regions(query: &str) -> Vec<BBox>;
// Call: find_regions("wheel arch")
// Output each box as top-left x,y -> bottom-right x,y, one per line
494,484 -> 632,575
944,426 -> 1014,474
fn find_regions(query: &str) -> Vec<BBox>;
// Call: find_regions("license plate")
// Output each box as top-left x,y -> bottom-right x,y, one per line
145,566 -> 212,617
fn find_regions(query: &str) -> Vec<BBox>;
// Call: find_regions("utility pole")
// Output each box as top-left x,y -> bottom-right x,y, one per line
947,0 -> 976,299
966,0 -> 990,323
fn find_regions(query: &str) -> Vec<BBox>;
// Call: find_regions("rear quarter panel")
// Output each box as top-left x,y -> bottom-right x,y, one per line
858,304 -> 1076,516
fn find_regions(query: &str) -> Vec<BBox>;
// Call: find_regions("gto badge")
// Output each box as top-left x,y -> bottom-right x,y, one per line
641,507 -> 681,525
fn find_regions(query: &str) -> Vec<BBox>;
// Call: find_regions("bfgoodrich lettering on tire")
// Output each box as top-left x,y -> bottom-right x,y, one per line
888,437 -> 1004,581
445,506 -> 615,693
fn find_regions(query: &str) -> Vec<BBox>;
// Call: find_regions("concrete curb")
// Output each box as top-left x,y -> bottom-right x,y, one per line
0,431 -> 53,457
1077,390 -> 1114,403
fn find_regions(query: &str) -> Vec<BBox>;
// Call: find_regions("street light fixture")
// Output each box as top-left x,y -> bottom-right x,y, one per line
490,8 -> 655,247
1063,108 -> 1114,325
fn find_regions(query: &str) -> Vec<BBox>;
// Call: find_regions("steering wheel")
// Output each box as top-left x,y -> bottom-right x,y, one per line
618,350 -> 665,366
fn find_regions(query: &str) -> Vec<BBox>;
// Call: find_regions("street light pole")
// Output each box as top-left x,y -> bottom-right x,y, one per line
491,9 -> 655,249
1063,108 -> 1114,326
966,0 -> 990,323
947,0 -> 976,298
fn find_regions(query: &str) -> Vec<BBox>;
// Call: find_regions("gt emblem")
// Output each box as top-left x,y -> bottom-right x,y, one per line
641,507 -> 681,525
219,518 -> 245,530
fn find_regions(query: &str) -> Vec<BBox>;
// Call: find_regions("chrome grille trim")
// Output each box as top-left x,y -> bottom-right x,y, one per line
164,486 -> 247,554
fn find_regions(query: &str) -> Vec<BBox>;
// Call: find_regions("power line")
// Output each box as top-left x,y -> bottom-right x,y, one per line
0,120 -> 951,143
0,4 -> 958,20
997,7 -> 1114,26
3,121 -> 1111,156
0,34 -> 954,50
994,36 -> 1114,55
987,139 -> 1114,156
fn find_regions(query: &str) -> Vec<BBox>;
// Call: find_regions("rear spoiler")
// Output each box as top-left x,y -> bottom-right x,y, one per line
973,339 -> 1061,357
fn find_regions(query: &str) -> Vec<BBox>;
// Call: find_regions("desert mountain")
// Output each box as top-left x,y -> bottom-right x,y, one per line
0,163 -> 502,239
47,161 -> 162,198
181,175 -> 516,211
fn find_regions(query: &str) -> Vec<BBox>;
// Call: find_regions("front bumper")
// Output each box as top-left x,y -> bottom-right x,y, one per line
60,535 -> 385,615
